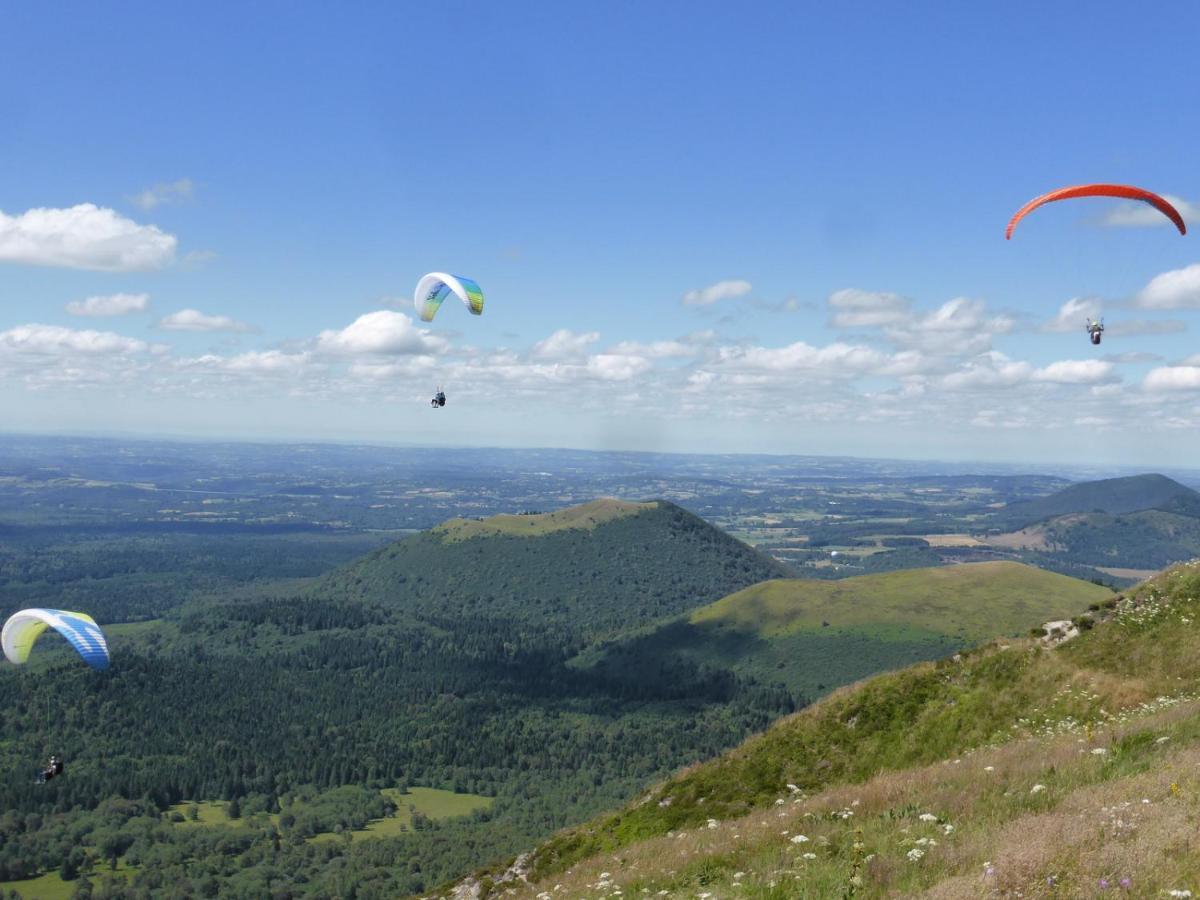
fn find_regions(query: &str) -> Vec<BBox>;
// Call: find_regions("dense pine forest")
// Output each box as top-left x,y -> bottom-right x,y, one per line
0,501 -> 797,897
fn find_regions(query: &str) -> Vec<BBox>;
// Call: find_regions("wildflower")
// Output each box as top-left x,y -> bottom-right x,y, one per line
984,765 -> 995,772
790,834 -> 809,844
906,848 -> 925,862
1120,878 -> 1131,888
775,798 -> 785,806
1092,747 -> 1108,755
918,813 -> 938,822
1167,891 -> 1193,899
1100,879 -> 1109,889
1031,784 -> 1046,793
802,852 -> 816,860
942,823 -> 955,835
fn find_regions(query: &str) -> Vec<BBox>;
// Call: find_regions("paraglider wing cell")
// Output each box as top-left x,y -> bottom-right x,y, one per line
1,609 -> 110,671
414,273 -> 484,322
1006,184 -> 1187,239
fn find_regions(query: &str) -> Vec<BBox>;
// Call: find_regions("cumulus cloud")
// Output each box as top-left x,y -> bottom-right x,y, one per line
1135,263 -> 1200,309
316,310 -> 446,356
1106,319 -> 1186,337
0,323 -> 148,356
586,353 -> 652,381
1102,195 -> 1197,229
1103,351 -> 1162,364
532,329 -> 600,359
940,352 -> 1032,390
885,298 -> 1012,355
681,279 -> 752,306
1043,297 -> 1102,332
827,288 -> 911,328
187,350 -> 309,374
1032,359 -> 1115,384
0,204 -> 177,271
159,309 -> 255,333
607,339 -> 695,359
66,293 -> 150,317
1144,366 -> 1200,392
131,178 -> 195,211
715,340 -> 897,376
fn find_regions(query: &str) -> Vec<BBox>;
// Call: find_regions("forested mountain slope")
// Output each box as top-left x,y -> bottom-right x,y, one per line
0,499 -> 793,896
995,473 -> 1200,529
317,498 -> 792,641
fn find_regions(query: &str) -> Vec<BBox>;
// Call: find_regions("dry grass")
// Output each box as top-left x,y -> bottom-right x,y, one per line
484,695 -> 1200,900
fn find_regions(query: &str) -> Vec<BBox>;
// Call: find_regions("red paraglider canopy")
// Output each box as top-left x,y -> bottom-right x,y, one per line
1006,184 -> 1187,239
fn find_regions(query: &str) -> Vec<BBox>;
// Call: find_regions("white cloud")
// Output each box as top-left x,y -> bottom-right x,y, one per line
1134,263 -> 1200,309
1144,366 -> 1200,392
1104,351 -> 1162,364
1043,297 -> 1101,332
1032,359 -> 1115,385
131,178 -> 195,211
914,297 -> 1008,334
65,293 -> 151,317
586,354 -> 652,381
681,279 -> 752,306
189,350 -> 309,374
827,288 -> 911,328
607,339 -> 694,359
1106,319 -> 1186,337
0,204 -> 177,271
941,352 -> 1032,390
316,310 -> 446,356
1102,195 -> 1197,228
721,340 -> 906,377
884,298 -> 1012,355
0,323 -> 148,356
532,329 -> 600,359
159,309 -> 254,333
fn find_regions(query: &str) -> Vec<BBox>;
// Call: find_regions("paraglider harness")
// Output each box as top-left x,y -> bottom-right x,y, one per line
1086,318 -> 1104,346
36,755 -> 63,784
431,388 -> 446,409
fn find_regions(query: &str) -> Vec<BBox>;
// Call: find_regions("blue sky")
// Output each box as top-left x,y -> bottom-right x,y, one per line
2,1 -> 1200,464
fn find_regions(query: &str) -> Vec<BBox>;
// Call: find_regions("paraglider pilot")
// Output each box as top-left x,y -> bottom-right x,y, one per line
36,755 -> 63,784
1086,318 -> 1104,346
430,388 -> 446,409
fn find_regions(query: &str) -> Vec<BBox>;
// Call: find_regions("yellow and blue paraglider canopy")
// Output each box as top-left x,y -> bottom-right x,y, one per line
2,609 -> 110,671
414,272 -> 484,323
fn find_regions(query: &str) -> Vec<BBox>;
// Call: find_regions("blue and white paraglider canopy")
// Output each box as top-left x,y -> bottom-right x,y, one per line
2,608 -> 110,671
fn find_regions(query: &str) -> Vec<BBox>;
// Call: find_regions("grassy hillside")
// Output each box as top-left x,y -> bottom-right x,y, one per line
457,561 -> 1200,898
434,499 -> 655,541
996,473 -> 1200,529
580,562 -> 1111,702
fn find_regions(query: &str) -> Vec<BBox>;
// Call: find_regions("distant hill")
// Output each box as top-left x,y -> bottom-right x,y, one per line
996,473 -> 1200,529
464,563 -> 1200,899
578,562 -> 1110,702
317,498 -> 792,641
